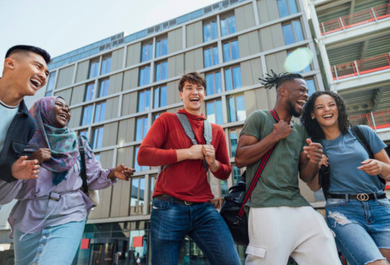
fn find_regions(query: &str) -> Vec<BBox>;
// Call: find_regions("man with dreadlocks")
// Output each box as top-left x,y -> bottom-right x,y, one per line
235,71 -> 340,264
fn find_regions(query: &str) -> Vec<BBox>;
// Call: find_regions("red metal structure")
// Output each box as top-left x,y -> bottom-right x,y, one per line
320,3 -> 390,35
331,53 -> 390,80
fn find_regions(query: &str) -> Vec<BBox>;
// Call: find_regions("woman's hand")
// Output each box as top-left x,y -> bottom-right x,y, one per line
108,164 -> 135,181
358,159 -> 383,176
28,148 -> 51,164
319,154 -> 329,169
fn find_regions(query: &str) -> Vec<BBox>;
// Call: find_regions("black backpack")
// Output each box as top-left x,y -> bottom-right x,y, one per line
318,125 -> 385,199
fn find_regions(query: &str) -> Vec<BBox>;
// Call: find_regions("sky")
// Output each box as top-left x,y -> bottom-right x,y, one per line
0,0 -> 221,73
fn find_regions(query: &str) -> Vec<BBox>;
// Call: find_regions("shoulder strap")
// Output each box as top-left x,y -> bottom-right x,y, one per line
203,119 -> 212,145
237,109 -> 280,218
352,126 -> 374,159
176,113 -> 197,145
351,125 -> 385,185
78,136 -> 89,195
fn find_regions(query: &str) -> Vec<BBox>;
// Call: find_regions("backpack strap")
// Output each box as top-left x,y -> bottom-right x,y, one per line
352,126 -> 374,159
351,125 -> 385,185
176,113 -> 197,145
78,135 -> 89,195
203,119 -> 212,145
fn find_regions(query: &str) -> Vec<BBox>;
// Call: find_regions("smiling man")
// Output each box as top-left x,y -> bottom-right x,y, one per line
137,72 -> 241,265
235,72 -> 341,264
0,45 -> 50,184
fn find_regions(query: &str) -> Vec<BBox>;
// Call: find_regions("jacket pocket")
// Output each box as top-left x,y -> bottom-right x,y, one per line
12,141 -> 27,155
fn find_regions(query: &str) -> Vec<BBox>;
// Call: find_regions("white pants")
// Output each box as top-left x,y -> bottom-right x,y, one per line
245,206 -> 341,265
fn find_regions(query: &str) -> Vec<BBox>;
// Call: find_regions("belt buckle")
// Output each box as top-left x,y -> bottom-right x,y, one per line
357,193 -> 369,201
184,201 -> 192,206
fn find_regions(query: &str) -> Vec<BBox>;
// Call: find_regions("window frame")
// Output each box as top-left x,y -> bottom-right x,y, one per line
223,39 -> 239,62
203,45 -> 219,68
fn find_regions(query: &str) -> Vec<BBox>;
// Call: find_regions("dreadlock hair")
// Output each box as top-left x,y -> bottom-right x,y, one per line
301,91 -> 351,140
259,70 -> 304,90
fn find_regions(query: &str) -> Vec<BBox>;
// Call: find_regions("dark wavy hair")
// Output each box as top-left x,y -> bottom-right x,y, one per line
259,70 -> 303,90
301,91 -> 350,140
178,72 -> 206,92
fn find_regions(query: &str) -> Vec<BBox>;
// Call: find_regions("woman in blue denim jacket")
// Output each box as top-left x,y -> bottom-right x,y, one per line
301,91 -> 390,265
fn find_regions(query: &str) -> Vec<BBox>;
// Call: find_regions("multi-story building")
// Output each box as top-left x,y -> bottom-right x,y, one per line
1,0 -> 388,264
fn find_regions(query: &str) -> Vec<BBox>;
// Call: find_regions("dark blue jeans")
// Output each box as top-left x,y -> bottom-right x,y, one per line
151,198 -> 241,265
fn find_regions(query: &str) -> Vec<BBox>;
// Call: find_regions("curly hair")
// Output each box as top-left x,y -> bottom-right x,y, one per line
258,70 -> 303,90
301,91 -> 350,140
178,72 -> 206,92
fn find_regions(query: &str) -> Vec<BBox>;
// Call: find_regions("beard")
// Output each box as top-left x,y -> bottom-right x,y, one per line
288,101 -> 302,118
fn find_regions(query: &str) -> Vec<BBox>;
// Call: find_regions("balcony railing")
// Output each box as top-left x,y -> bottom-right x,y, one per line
320,3 -> 390,35
350,110 -> 390,130
331,53 -> 390,80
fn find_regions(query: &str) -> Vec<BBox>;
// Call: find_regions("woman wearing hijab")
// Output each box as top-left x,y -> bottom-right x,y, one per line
0,96 -> 135,265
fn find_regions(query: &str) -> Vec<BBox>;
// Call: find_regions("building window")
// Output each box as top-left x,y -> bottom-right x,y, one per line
136,116 -> 149,141
141,42 -> 153,62
85,82 -> 95,101
203,20 -> 218,42
134,146 -> 148,171
131,177 -> 145,210
139,65 -> 151,86
138,90 -> 151,112
232,164 -> 243,184
98,78 -> 109,98
223,39 -> 239,62
78,129 -> 88,138
154,86 -> 167,108
94,102 -> 106,123
155,61 -> 168,82
81,105 -> 93,126
225,66 -> 242,91
277,0 -> 298,18
283,20 -> 304,45
204,46 -> 219,68
206,99 -> 223,125
95,153 -> 101,161
306,78 -> 316,96
45,72 -> 56,97
229,127 -> 242,158
89,59 -> 99,79
153,111 -> 165,122
92,126 -> 104,149
205,72 -> 222,96
156,37 -> 168,58
221,14 -> 236,36
227,94 -> 246,122
100,55 -> 112,75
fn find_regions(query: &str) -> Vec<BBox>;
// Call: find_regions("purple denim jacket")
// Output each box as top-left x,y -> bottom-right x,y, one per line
0,139 -> 116,238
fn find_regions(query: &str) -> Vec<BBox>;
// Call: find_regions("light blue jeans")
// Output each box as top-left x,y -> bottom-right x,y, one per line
151,198 -> 241,265
13,219 -> 86,265
326,195 -> 390,265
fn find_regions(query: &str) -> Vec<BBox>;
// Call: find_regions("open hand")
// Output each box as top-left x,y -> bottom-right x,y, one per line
11,156 -> 40,180
303,139 -> 323,164
358,159 -> 383,176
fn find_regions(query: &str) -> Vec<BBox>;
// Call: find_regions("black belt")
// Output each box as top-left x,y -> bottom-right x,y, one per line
328,192 -> 386,201
154,194 -> 204,206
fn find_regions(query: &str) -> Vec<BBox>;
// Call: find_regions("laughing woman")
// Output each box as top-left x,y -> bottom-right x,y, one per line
0,96 -> 135,265
301,91 -> 390,265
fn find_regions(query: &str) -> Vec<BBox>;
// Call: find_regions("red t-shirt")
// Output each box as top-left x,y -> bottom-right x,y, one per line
137,109 -> 231,202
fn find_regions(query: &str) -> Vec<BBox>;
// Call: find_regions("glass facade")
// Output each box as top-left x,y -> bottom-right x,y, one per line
155,61 -> 168,81
101,55 -> 112,75
203,20 -> 218,42
138,90 -> 151,112
45,71 -> 56,97
277,0 -> 298,18
156,38 -> 168,58
206,99 -> 223,125
204,46 -> 219,68
139,66 -> 151,86
154,86 -> 167,108
85,83 -> 95,101
89,59 -> 100,79
223,40 -> 239,62
142,43 -> 153,62
225,66 -> 242,91
221,15 -> 236,36
205,72 -> 222,95
99,78 -> 109,98
283,20 -> 304,45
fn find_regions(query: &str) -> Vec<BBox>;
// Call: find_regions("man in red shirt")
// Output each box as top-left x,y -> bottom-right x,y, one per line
138,72 -> 240,265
